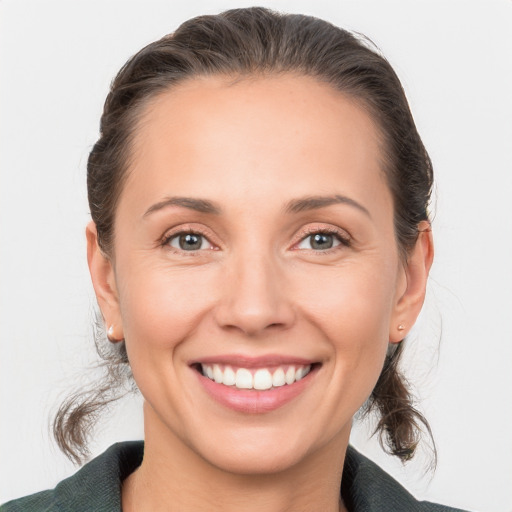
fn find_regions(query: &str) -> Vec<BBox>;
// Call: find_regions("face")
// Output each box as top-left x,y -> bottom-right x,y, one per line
89,74 -> 428,475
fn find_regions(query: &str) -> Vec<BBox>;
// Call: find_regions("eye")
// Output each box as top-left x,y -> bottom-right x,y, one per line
166,232 -> 212,251
295,230 -> 348,251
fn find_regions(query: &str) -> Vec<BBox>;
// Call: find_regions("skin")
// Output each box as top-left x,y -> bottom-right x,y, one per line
87,74 -> 433,512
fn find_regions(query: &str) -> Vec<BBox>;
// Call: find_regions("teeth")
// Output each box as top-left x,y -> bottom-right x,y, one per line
285,366 -> 296,385
213,364 -> 223,384
253,369 -> 273,390
235,368 -> 253,389
223,366 -> 236,386
200,363 -> 312,390
272,368 -> 286,387
296,366 -> 308,381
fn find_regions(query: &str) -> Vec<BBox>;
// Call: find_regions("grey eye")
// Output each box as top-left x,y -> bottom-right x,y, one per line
169,233 -> 210,251
311,233 -> 334,250
297,232 -> 341,251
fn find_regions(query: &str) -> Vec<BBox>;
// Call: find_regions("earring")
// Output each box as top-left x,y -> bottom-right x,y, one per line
107,325 -> 116,342
397,324 -> 405,331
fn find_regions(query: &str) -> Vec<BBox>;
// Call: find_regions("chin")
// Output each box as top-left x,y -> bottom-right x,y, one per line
186,420 -> 338,476
201,440 -> 309,476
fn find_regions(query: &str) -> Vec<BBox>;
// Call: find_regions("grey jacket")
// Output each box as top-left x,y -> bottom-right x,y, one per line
1,442 -> 470,511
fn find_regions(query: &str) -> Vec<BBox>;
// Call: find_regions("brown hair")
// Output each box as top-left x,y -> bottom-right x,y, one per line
54,6 -> 435,465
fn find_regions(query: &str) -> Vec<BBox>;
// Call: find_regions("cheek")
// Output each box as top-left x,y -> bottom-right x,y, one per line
292,261 -> 396,400
117,261 -> 217,352
115,262 -> 219,414
294,260 -> 396,341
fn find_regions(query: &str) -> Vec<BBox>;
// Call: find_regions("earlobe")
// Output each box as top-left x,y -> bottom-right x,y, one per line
389,221 -> 434,343
86,221 -> 123,341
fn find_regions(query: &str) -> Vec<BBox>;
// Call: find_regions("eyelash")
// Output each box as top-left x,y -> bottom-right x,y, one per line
161,227 -> 215,257
293,226 -> 351,254
161,226 -> 351,256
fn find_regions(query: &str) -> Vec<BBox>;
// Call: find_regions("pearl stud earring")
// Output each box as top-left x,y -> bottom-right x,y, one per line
397,324 -> 405,331
107,325 -> 115,341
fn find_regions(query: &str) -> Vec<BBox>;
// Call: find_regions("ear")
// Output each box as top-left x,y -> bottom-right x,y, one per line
389,221 -> 434,343
86,221 -> 124,342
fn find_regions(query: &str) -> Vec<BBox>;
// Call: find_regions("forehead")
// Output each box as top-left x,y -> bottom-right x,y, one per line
121,74 -> 391,219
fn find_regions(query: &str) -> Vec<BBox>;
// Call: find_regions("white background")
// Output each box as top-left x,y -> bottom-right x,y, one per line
1,1 -> 511,510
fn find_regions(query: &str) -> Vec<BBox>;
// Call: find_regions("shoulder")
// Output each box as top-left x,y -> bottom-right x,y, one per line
0,490 -> 56,512
342,445 -> 471,512
0,442 -> 144,512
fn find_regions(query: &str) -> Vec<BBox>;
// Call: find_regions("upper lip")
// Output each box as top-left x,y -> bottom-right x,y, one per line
189,354 -> 317,368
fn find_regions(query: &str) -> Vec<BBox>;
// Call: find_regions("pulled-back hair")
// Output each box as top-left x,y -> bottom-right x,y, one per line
54,6 -> 435,465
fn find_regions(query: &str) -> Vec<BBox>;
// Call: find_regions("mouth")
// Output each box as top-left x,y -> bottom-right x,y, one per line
193,362 -> 314,390
190,356 -> 321,413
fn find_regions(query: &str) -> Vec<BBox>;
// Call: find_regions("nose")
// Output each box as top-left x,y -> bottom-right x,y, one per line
213,251 -> 296,337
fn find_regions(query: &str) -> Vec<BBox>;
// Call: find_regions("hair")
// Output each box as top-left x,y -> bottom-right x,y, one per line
54,6 -> 435,466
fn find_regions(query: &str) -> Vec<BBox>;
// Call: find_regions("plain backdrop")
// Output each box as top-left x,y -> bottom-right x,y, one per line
1,1 -> 511,510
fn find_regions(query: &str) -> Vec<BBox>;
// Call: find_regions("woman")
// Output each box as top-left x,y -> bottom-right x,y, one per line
1,7 -> 471,512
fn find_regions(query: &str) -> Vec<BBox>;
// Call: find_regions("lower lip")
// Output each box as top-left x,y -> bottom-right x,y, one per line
195,367 -> 317,413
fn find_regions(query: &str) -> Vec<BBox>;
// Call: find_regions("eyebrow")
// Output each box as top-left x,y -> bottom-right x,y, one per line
143,196 -> 221,217
143,194 -> 370,218
284,195 -> 371,217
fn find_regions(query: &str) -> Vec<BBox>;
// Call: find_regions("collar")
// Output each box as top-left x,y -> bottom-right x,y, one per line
51,441 -> 450,512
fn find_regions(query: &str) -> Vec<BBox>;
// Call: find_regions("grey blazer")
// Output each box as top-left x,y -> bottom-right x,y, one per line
1,441 -> 470,511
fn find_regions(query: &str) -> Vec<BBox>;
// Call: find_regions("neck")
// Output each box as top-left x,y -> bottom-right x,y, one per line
122,402 -> 350,512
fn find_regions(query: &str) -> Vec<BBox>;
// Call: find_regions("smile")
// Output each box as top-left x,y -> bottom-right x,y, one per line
200,363 -> 312,390
191,357 -> 320,413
